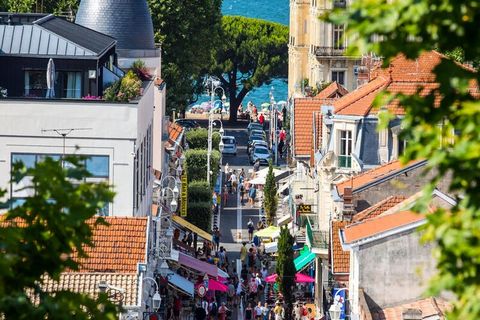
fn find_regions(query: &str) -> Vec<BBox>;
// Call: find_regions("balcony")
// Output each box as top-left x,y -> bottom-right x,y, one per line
338,155 -> 352,168
333,0 -> 346,8
306,216 -> 329,256
315,46 -> 347,57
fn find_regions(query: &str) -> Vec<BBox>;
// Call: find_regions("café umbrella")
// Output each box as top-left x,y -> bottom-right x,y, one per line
265,273 -> 315,283
46,58 -> 55,98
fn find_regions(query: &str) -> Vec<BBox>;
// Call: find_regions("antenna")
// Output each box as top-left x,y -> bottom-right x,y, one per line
41,128 -> 92,163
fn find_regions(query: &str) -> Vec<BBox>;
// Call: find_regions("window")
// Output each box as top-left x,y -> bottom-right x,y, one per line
338,130 -> 352,168
86,156 -> 109,177
333,24 -> 345,49
332,71 -> 345,85
24,71 -> 82,98
12,154 -> 36,169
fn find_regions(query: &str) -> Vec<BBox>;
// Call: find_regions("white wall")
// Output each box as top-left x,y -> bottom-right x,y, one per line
0,99 -> 137,216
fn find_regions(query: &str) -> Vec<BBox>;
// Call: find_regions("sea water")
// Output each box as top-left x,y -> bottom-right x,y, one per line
193,0 -> 289,110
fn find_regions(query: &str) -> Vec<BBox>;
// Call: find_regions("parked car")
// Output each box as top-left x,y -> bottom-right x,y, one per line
247,122 -> 263,133
221,136 -> 237,155
247,135 -> 267,154
249,145 -> 271,164
249,129 -> 266,139
175,119 -> 200,129
247,140 -> 269,155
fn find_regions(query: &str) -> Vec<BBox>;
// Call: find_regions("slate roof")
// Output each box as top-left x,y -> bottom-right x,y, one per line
371,297 -> 450,320
75,0 -> 155,51
0,15 -> 115,58
333,51 -> 479,116
40,273 -> 139,306
293,98 -> 334,157
75,217 -> 148,273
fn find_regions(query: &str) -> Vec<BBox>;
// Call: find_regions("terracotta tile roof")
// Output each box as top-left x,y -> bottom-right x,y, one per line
336,160 -> 412,196
332,196 -> 407,274
352,196 -> 407,222
371,297 -> 451,320
333,51 -> 478,116
166,121 -> 183,148
294,98 -> 335,156
331,221 -> 350,274
343,210 -> 424,244
75,217 -> 148,273
314,81 -> 349,99
40,273 -> 139,306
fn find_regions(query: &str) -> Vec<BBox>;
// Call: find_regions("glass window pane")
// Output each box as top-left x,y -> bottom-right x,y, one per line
37,154 -> 61,162
86,156 -> 109,177
12,154 -> 36,169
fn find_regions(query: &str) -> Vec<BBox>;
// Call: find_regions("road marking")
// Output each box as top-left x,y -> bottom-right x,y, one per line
236,189 -> 242,242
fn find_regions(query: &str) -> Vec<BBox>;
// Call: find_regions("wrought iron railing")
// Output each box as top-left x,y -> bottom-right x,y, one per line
314,46 -> 347,56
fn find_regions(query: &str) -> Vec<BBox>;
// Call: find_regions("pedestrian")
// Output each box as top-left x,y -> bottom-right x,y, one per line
240,181 -> 246,203
187,231 -> 193,247
248,185 -> 257,207
209,299 -> 218,320
201,299 -> 209,318
240,242 -> 248,264
245,303 -> 254,320
195,302 -> 207,320
301,303 -> 309,320
218,246 -> 226,266
262,302 -> 270,320
253,160 -> 260,173
253,234 -> 260,247
240,168 -> 246,182
229,170 -> 238,193
218,302 -> 230,320
247,218 -> 255,241
224,162 -> 229,175
293,302 -> 303,320
274,302 -> 284,320
173,296 -> 181,320
255,301 -> 263,320
248,248 -> 256,273
278,139 -> 285,159
213,227 -> 221,251
223,184 -> 228,205
259,113 -> 265,127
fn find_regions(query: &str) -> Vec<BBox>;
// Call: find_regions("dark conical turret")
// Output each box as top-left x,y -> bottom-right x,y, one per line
75,0 -> 155,51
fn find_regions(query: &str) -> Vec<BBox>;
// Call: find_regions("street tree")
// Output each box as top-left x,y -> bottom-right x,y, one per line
210,16 -> 289,122
276,226 -> 295,320
0,156 -> 118,319
0,0 -> 79,14
263,161 -> 278,225
148,0 -> 222,115
325,1 -> 480,319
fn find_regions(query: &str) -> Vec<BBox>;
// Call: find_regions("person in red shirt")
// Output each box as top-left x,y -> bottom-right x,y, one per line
258,113 -> 265,125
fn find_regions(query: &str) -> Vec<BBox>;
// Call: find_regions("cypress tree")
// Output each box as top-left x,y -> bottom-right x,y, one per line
276,226 -> 296,320
263,161 -> 278,225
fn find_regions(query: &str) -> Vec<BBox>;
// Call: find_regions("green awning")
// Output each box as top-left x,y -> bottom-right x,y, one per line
294,247 -> 316,271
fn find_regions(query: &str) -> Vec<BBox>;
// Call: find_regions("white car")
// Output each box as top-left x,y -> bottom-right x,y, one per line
249,145 -> 271,164
221,136 -> 237,155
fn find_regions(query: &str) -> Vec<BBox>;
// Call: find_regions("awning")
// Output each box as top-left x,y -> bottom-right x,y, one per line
217,268 -> 230,279
255,226 -> 280,238
178,252 -> 218,278
265,241 -> 278,254
172,215 -> 213,241
278,214 -> 292,227
294,247 -> 316,271
168,272 -> 195,297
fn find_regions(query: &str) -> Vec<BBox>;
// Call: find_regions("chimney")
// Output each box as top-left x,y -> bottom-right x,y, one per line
342,187 -> 355,221
402,308 -> 422,320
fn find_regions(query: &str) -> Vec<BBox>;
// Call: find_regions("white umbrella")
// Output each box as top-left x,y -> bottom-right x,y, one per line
277,100 -> 287,106
46,58 -> 55,98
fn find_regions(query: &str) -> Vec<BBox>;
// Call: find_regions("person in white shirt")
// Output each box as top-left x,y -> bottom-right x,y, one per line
254,301 -> 263,320
201,299 -> 209,316
229,171 -> 238,192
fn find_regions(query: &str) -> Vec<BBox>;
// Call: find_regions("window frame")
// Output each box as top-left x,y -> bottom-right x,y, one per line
338,130 -> 353,168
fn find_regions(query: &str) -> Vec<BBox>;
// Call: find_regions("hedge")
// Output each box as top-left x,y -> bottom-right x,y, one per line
186,201 -> 211,232
188,180 -> 211,203
185,128 -> 220,150
185,149 -> 221,185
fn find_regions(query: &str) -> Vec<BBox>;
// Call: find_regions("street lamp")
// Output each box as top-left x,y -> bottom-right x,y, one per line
329,303 -> 341,320
143,277 -> 161,311
207,76 -> 227,185
159,186 -> 178,212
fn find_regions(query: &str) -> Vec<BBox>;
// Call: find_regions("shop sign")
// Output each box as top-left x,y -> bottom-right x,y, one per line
297,204 -> 312,213
180,172 -> 188,217
197,284 -> 207,297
